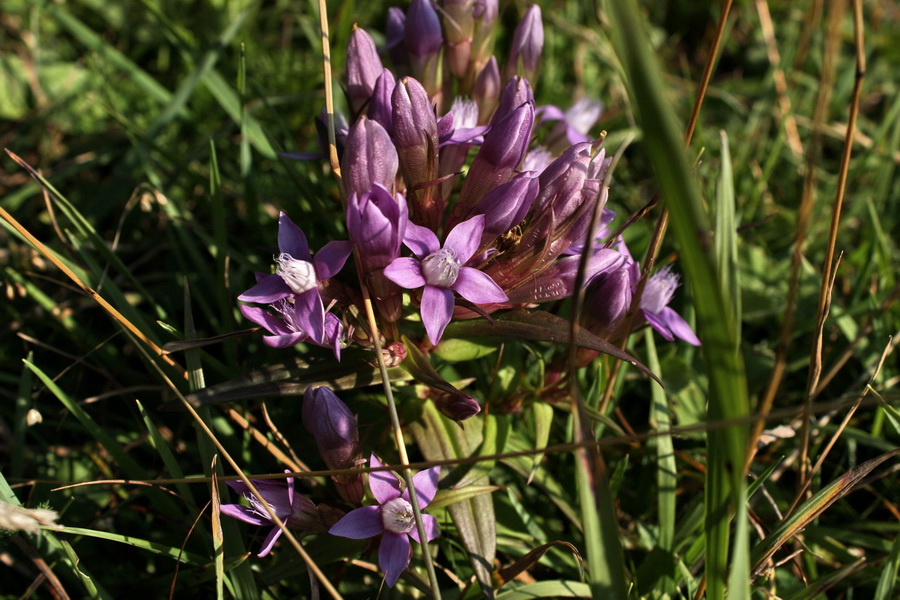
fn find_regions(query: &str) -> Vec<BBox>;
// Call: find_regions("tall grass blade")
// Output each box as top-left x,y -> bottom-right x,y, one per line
600,2 -> 751,597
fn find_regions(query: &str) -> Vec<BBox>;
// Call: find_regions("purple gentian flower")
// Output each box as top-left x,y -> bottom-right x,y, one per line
384,215 -> 508,344
220,471 -> 320,557
640,266 -> 701,346
240,299 -> 344,359
238,213 -> 352,345
329,455 -> 440,587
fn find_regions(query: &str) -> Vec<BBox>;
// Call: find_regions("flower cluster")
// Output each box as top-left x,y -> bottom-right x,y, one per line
223,1 -> 700,588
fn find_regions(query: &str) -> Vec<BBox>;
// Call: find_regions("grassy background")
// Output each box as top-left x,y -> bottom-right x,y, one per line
1,0 -> 898,598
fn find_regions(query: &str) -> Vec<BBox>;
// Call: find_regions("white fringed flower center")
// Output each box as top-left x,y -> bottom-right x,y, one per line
642,267 -> 679,314
421,248 -> 460,288
276,253 -> 317,294
381,497 -> 415,534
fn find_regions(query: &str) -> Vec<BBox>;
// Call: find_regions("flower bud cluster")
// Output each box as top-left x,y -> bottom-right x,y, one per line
236,2 -> 698,424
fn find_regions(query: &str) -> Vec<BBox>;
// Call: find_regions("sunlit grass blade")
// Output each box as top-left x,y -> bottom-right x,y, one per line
750,448 -> 900,579
644,333 -> 676,597
874,532 -> 900,600
600,2 -> 751,598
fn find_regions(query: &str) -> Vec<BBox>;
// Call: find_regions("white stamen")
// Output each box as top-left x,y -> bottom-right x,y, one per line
421,248 -> 461,288
381,497 -> 415,534
275,253 -> 317,294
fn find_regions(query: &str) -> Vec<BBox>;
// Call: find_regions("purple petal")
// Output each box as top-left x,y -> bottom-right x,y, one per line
643,309 -> 676,342
403,221 -> 440,257
536,104 -> 566,122
384,257 -> 426,289
452,268 -> 508,304
262,332 -> 308,348
409,466 -> 440,508
329,506 -> 383,539
324,313 -> 344,360
219,504 -> 270,527
408,514 -> 439,543
314,241 -> 353,281
237,274 -> 291,304
658,306 -> 701,346
257,526 -> 283,557
369,454 -> 402,504
240,304 -> 294,336
277,213 -> 310,260
292,289 -> 325,344
444,215 -> 485,264
379,531 -> 411,587
421,286 -> 455,345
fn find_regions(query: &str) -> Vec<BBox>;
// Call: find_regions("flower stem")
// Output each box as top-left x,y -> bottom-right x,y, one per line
360,290 -> 443,598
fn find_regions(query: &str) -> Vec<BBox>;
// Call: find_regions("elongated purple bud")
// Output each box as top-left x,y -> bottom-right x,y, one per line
303,386 -> 359,471
347,185 -> 408,322
385,7 -> 408,69
368,69 -> 396,135
392,77 -> 442,230
406,0 -> 444,99
453,100 -> 534,224
342,117 -> 399,198
506,5 -> 543,84
346,27 -> 383,115
471,0 -> 499,72
433,390 -> 482,420
490,76 -> 534,126
441,0 -> 475,78
473,56 -> 501,123
583,262 -> 633,340
532,142 -> 593,216
472,172 -> 538,247
346,184 -> 408,269
303,386 -> 363,504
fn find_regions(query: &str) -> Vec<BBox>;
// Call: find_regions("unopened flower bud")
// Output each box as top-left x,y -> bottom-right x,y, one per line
471,0 -> 499,71
392,77 -> 442,230
368,69 -> 396,135
342,117 -> 399,198
433,390 -> 482,420
382,341 -> 408,367
302,386 -> 360,472
346,27 -> 383,115
346,184 -> 408,269
473,56 -> 501,123
583,263 -> 633,340
453,100 -> 534,223
406,0 -> 444,99
506,5 -> 543,84
385,7 -> 408,69
472,171 -> 538,248
441,0 -> 475,78
490,76 -> 534,126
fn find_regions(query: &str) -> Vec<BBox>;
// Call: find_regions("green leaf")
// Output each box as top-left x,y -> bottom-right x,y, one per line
751,449 -> 900,579
433,338 -> 498,362
429,485 -> 500,510
528,401 -> 554,485
496,580 -> 592,599
444,310 -> 661,386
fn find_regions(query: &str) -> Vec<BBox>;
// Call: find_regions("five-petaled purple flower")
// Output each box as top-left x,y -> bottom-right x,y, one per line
383,214 -> 508,344
220,471 -> 320,557
329,454 -> 440,588
238,213 -> 352,347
